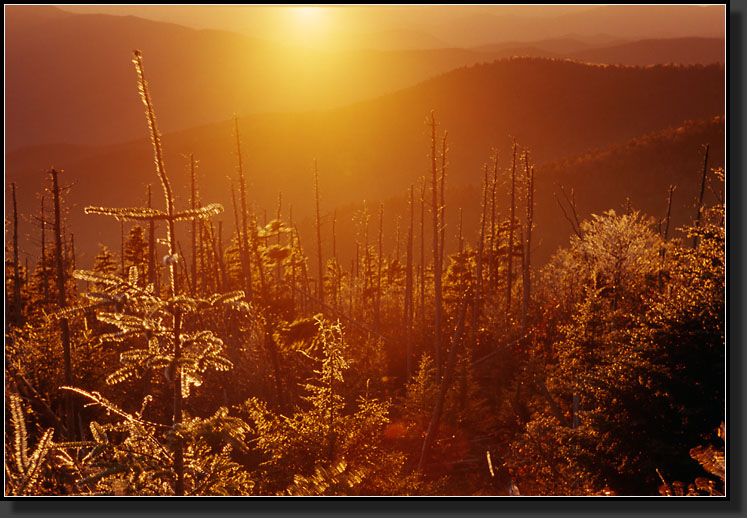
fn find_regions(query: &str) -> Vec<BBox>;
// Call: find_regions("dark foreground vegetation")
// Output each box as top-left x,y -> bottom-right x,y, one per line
5,52 -> 724,496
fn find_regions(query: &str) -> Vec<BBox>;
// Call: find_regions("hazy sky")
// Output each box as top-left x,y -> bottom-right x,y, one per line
57,5 -> 725,48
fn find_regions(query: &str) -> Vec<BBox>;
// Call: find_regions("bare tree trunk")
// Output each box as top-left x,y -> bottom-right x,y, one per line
120,220 -> 126,278
314,160 -> 325,308
439,132 -> 448,269
234,116 -> 253,302
11,183 -> 22,327
40,196 -> 49,302
522,151 -> 535,331
190,155 -> 198,296
419,177 -> 426,334
405,185 -> 414,379
664,184 -> 676,241
489,157 -> 498,290
472,165 -> 489,349
693,144 -> 710,249
332,209 -> 339,308
49,169 -> 75,440
374,203 -> 383,331
395,215 -> 401,263
201,219 -> 211,294
506,141 -> 517,321
217,221 -> 226,291
230,185 -> 247,294
457,207 -> 463,253
429,112 -> 443,378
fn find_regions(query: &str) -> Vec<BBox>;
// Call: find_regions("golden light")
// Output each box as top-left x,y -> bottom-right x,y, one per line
292,6 -> 324,23
284,6 -> 330,47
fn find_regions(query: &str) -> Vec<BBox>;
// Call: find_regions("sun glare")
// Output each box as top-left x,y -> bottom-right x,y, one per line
285,6 -> 330,48
292,6 -> 323,22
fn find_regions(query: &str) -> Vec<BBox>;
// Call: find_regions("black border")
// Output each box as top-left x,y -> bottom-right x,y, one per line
3,3 -> 741,517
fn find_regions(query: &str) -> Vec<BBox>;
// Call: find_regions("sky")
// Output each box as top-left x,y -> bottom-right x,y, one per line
56,5 -> 725,49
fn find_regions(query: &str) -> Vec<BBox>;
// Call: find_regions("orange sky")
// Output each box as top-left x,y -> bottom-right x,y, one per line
57,5 -> 725,49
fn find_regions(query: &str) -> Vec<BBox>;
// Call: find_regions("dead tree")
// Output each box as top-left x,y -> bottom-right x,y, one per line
439,131 -> 448,270
189,155 -> 198,295
120,220 -> 126,278
693,144 -> 710,249
429,112 -> 444,377
10,183 -> 23,327
374,203 -> 383,331
314,160 -> 325,308
234,116 -> 253,302
39,196 -> 49,302
404,184 -> 415,379
419,176 -> 427,333
488,155 -> 499,289
472,164 -> 489,349
554,185 -> 583,239
506,141 -> 517,321
230,185 -> 248,293
49,168 -> 75,440
522,150 -> 535,330
664,184 -> 677,241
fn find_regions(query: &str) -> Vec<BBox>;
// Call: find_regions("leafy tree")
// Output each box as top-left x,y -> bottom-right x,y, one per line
508,204 -> 724,495
241,317 -> 414,495
124,225 -> 149,284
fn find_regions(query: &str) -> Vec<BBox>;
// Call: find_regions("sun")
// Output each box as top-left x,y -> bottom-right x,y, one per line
292,6 -> 324,23
285,6 -> 330,47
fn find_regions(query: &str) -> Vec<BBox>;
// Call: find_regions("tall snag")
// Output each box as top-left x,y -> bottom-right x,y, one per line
693,144 -> 710,249
472,164 -> 489,349
374,203 -> 383,331
10,183 -> 23,327
189,154 -> 198,295
522,150 -> 535,330
429,112 -> 444,377
234,116 -> 253,302
419,176 -> 427,334
39,196 -> 49,302
506,140 -> 517,321
314,160 -> 325,309
49,168 -> 75,440
404,185 -> 414,379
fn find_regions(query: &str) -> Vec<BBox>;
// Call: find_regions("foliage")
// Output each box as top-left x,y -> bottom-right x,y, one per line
241,317 -> 413,495
507,204 -> 725,495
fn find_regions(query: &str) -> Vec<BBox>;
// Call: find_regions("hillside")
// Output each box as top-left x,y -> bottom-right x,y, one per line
5,5 -> 502,150
289,116 -> 725,270
570,37 -> 725,66
6,58 -> 724,268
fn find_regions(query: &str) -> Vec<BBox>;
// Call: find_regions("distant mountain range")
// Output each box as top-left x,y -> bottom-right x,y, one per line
472,37 -> 724,66
6,55 -> 724,269
6,5 -> 725,151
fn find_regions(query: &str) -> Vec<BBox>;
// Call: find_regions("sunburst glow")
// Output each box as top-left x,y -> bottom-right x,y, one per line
285,6 -> 330,47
